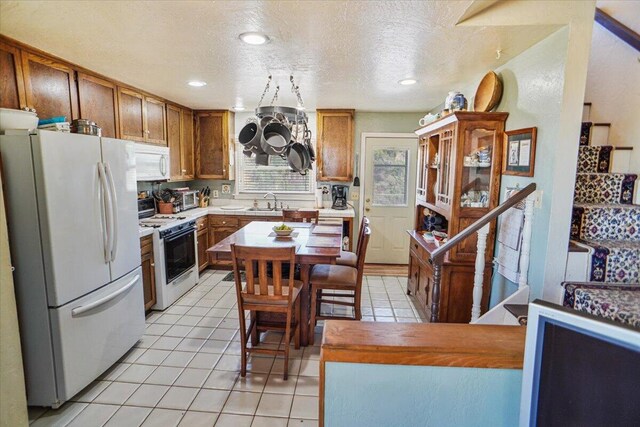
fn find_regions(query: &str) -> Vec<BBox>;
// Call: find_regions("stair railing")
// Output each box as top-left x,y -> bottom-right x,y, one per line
428,183 -> 537,323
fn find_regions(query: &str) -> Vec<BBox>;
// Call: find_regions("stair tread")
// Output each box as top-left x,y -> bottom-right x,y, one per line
574,202 -> 639,209
576,172 -> 637,177
578,238 -> 640,250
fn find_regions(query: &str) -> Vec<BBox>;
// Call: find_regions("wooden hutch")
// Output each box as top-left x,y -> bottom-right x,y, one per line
408,112 -> 508,323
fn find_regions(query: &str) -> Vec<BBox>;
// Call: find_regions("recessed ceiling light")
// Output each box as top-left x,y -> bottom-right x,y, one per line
398,78 -> 417,86
239,32 -> 270,45
187,81 -> 207,87
234,106 -> 246,111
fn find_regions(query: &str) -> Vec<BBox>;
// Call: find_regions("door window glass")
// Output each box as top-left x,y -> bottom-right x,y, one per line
372,149 -> 409,206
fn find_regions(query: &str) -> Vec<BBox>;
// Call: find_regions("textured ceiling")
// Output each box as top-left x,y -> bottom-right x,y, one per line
0,1 -> 559,112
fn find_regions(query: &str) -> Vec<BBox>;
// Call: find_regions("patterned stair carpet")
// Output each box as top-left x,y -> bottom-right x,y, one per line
562,282 -> 640,328
564,121 -> 640,327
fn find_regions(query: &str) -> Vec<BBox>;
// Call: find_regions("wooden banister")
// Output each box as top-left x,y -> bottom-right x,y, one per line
595,8 -> 640,52
428,183 -> 537,323
430,183 -> 537,264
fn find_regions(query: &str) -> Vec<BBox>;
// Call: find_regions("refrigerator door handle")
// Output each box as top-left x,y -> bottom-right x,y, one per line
97,162 -> 112,263
104,162 -> 119,261
70,274 -> 140,316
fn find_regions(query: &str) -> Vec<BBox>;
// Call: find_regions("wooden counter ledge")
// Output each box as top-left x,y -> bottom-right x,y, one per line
320,320 -> 526,369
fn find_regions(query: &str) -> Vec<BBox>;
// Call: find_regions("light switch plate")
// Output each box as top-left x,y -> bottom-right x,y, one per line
221,184 -> 231,194
351,192 -> 359,200
534,190 -> 543,208
212,190 -> 219,198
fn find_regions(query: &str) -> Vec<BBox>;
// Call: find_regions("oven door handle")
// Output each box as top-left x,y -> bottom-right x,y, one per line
163,227 -> 195,243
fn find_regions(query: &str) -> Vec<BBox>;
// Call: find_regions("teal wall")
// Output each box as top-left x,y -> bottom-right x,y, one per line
488,27 -> 571,304
324,362 -> 522,427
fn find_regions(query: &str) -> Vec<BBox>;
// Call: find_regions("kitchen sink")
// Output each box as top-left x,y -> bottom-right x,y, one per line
246,207 -> 279,212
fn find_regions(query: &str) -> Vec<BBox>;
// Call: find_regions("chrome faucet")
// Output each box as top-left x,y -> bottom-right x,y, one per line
263,192 -> 278,211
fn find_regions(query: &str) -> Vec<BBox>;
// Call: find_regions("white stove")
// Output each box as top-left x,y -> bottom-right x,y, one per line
138,214 -> 200,310
139,214 -> 189,230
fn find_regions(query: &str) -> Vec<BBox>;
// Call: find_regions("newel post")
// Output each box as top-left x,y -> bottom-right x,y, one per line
471,223 -> 490,322
430,262 -> 441,323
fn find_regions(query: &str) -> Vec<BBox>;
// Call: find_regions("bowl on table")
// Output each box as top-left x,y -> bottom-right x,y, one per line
272,225 -> 293,237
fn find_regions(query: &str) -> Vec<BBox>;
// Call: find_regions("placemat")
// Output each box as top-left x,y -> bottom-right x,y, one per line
306,235 -> 340,248
268,231 -> 300,238
311,225 -> 342,235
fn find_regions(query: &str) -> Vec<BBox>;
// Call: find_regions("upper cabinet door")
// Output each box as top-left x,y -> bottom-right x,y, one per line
144,96 -> 166,145
181,108 -> 195,179
117,87 -> 145,142
0,40 -> 26,109
166,104 -> 182,180
316,109 -> 354,182
78,73 -> 119,138
21,52 -> 78,121
195,111 -> 228,179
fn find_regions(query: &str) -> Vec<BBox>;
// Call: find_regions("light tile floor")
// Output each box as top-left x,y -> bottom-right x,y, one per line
29,270 -> 423,426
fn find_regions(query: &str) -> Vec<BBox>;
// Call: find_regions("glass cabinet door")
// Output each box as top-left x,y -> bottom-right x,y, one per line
460,127 -> 496,208
436,128 -> 454,209
416,139 -> 427,202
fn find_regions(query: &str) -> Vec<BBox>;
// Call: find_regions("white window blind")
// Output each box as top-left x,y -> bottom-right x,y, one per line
237,147 -> 313,193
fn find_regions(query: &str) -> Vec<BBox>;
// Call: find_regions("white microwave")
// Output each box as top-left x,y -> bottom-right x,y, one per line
134,143 -> 170,181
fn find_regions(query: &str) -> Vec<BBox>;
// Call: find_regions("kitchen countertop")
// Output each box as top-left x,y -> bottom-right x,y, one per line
138,206 -> 355,238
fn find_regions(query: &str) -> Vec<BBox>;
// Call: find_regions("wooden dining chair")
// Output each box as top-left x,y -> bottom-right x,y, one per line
230,244 -> 301,380
308,226 -> 371,345
336,216 -> 369,268
282,209 -> 319,224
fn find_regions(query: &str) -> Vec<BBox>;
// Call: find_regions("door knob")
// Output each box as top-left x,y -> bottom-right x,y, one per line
366,198 -> 370,203
365,207 -> 370,212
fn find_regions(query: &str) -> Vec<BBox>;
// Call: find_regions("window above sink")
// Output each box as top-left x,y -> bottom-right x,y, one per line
235,143 -> 316,195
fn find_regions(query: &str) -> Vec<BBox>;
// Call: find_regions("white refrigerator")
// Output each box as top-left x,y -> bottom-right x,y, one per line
0,130 -> 144,408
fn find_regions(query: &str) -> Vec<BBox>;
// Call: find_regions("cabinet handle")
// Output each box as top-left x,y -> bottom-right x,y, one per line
222,221 -> 226,225
151,263 -> 155,267
414,243 -> 418,250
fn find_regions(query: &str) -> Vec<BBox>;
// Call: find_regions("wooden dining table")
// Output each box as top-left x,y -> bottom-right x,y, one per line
206,221 -> 344,346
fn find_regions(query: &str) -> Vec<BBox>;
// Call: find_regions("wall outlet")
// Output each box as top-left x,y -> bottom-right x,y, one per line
221,184 -> 231,194
351,192 -> 359,201
212,190 -> 219,198
534,190 -> 543,209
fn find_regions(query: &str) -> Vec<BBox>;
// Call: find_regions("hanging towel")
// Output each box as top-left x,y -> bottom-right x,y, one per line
498,208 -> 524,250
496,206 -> 525,283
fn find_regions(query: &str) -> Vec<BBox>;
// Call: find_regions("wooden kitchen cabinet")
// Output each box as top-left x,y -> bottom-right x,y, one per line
118,87 -> 166,145
316,109 -> 354,182
144,95 -> 166,144
195,110 -> 234,179
167,104 -> 195,181
181,108 -> 195,178
78,73 -> 119,138
0,40 -> 26,110
140,235 -> 156,311
167,104 -> 182,178
118,87 -> 145,141
21,51 -> 78,121
196,216 -> 209,272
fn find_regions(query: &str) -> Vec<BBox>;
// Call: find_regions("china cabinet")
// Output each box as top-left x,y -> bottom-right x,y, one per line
409,112 -> 508,322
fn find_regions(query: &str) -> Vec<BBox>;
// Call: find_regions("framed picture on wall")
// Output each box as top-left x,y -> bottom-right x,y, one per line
502,127 -> 537,176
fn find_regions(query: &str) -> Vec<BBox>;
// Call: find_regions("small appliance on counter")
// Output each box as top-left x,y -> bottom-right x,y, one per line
175,188 -> 199,211
332,185 -> 349,210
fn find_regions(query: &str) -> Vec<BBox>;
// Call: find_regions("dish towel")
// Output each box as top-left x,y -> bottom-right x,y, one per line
496,207 -> 525,283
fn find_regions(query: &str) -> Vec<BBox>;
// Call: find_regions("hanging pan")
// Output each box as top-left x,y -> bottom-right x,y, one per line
238,121 -> 262,153
287,142 -> 311,174
261,120 -> 291,155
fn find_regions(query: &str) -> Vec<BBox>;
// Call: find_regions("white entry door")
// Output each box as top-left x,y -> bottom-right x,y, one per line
363,136 -> 418,264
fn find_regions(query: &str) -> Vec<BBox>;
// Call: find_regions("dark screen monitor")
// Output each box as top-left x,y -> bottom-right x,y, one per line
520,300 -> 640,426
